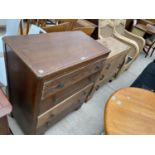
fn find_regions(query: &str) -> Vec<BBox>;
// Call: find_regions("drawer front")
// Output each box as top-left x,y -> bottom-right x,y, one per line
39,73 -> 97,115
37,83 -> 93,130
99,52 -> 127,82
41,59 -> 104,100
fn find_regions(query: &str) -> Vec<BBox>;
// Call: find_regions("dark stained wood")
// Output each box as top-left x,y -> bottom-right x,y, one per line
0,116 -> 10,135
3,31 -> 110,134
39,73 -> 98,114
3,31 -> 109,77
37,83 -> 93,133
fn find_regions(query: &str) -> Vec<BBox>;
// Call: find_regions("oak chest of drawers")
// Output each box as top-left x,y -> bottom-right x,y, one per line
3,31 -> 110,134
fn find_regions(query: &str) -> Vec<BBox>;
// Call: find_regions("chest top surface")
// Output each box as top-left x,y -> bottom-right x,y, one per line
97,37 -> 130,57
3,31 -> 110,77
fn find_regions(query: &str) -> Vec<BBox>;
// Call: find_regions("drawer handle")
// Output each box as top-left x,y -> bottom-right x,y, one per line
83,91 -> 87,95
88,76 -> 93,82
95,65 -> 101,70
95,85 -> 100,90
78,99 -> 83,104
53,96 -> 59,103
46,122 -> 50,126
106,64 -> 111,70
99,75 -> 104,80
46,114 -> 55,126
57,82 -> 64,88
117,64 -> 122,69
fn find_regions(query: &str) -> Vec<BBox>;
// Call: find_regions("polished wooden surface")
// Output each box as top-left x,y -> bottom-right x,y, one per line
3,31 -> 109,77
105,87 -> 155,135
4,32 -> 110,134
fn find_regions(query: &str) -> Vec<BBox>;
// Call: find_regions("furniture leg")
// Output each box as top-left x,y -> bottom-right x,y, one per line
150,48 -> 155,57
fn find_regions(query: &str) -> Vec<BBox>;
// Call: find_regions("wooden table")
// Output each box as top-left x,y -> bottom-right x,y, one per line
104,87 -> 155,135
0,89 -> 12,135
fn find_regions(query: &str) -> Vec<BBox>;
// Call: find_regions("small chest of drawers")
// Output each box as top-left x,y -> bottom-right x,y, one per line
3,31 -> 109,134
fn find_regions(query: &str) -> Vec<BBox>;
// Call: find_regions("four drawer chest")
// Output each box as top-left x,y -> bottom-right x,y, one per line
3,31 -> 110,134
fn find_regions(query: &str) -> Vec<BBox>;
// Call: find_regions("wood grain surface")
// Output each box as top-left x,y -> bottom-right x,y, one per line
105,87 -> 155,135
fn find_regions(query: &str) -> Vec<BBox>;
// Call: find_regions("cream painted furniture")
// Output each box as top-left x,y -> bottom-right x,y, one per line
98,19 -> 145,75
96,37 -> 130,88
88,37 -> 130,100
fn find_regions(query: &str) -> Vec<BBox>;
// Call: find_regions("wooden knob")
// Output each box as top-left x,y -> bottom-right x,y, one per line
96,65 -> 101,70
57,82 -> 64,88
46,122 -> 50,126
106,64 -> 111,70
100,75 -> 104,80
83,91 -> 87,95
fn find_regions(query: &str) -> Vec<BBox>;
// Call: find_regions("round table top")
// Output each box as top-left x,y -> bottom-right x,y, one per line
104,87 -> 155,135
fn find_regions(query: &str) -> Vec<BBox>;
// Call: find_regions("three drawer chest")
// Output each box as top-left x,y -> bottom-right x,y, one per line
3,31 -> 110,134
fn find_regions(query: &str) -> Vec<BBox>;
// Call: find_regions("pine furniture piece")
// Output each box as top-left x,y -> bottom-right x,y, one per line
104,87 -> 155,135
3,31 -> 110,134
0,89 -> 12,135
86,19 -> 98,39
42,22 -> 73,33
73,19 -> 96,36
58,19 -> 78,29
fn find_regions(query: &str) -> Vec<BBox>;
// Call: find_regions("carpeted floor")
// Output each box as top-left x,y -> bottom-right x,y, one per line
3,52 -> 154,135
